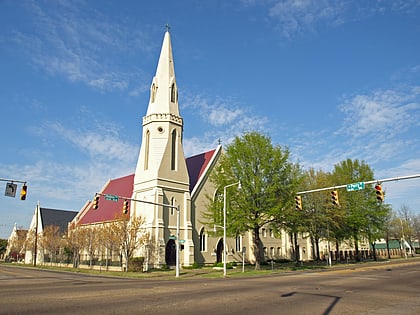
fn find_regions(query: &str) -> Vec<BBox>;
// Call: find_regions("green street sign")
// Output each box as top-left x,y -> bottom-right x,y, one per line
346,182 -> 365,192
179,239 -> 185,244
105,194 -> 119,201
169,235 -> 177,240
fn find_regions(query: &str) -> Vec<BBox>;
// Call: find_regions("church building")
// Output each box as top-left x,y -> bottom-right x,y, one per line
71,30 -> 308,268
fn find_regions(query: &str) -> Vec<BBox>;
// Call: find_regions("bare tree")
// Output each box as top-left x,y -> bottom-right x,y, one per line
39,225 -> 62,265
110,214 -> 148,272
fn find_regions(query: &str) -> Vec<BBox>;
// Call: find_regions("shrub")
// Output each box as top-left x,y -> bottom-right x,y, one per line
128,257 -> 145,272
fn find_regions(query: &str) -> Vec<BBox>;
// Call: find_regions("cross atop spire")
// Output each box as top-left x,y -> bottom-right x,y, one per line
165,23 -> 171,32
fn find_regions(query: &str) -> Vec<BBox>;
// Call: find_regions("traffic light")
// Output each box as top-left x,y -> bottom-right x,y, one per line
331,190 -> 339,206
122,200 -> 129,214
295,195 -> 302,210
20,184 -> 27,200
375,184 -> 384,202
93,195 -> 99,210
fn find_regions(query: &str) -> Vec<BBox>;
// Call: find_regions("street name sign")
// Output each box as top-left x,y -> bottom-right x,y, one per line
346,182 -> 365,192
105,194 -> 119,201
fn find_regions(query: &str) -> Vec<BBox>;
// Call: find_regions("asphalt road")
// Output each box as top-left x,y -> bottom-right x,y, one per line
1,260 -> 419,315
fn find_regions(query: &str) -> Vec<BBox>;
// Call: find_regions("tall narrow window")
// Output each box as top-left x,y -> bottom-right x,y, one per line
170,83 -> 176,103
144,130 -> 150,170
199,228 -> 206,252
235,235 -> 242,252
170,197 -> 175,215
151,83 -> 157,103
171,129 -> 176,170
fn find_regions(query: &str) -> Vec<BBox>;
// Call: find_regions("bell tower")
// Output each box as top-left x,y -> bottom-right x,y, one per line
132,30 -> 193,268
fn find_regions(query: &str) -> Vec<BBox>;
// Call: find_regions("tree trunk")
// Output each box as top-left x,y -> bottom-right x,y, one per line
315,237 -> 320,261
293,233 -> 300,263
335,240 -> 340,262
253,228 -> 261,270
354,234 -> 361,262
386,234 -> 391,259
371,242 -> 377,261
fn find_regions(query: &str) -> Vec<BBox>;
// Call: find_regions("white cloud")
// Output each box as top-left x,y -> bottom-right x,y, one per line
339,86 -> 420,138
11,1 -> 154,92
258,1 -> 420,38
46,122 -> 138,163
181,90 -> 269,156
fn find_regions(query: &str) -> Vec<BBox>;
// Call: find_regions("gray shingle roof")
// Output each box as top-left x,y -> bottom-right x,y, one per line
40,208 -> 78,234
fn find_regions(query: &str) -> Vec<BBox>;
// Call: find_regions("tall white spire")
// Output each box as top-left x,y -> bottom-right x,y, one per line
131,29 -> 193,269
146,31 -> 180,117
134,29 -> 188,186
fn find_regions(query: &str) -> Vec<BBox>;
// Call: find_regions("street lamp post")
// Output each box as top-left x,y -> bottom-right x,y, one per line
223,181 -> 241,277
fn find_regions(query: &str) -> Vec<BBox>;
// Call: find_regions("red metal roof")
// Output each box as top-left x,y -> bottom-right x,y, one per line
76,149 -> 217,226
186,149 -> 216,192
78,174 -> 134,225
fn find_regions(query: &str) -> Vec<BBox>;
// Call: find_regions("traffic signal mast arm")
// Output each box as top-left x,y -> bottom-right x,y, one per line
0,178 -> 27,184
296,173 -> 420,195
94,192 -> 179,211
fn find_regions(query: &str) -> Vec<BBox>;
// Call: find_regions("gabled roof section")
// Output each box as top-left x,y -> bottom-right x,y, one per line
186,145 -> 221,197
75,148 -> 219,226
77,174 -> 134,226
39,208 -> 78,234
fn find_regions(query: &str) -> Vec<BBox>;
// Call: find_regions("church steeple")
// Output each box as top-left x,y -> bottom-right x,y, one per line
146,30 -> 179,117
132,29 -> 193,269
133,28 -> 189,190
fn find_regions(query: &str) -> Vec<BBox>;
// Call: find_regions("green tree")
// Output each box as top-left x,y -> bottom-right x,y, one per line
0,239 -> 8,259
205,132 -> 301,269
300,168 -> 344,261
332,159 -> 389,261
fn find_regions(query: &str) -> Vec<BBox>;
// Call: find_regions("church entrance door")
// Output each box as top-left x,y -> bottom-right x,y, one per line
216,239 -> 224,263
165,239 -> 176,266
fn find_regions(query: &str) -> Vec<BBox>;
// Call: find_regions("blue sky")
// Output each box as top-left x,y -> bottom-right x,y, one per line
1,0 -> 419,238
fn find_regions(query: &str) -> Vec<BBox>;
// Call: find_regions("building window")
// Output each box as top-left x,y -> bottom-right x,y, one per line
144,130 -> 150,170
262,228 -> 267,237
270,247 -> 274,258
171,129 -> 176,170
270,229 -> 274,238
263,247 -> 268,257
235,235 -> 242,252
151,83 -> 157,103
170,197 -> 175,216
170,83 -> 176,103
199,228 -> 206,252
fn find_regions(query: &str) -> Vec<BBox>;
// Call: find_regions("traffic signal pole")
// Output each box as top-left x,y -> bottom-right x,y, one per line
296,173 -> 420,195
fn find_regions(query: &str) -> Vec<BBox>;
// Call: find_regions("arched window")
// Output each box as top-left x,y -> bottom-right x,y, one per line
170,82 -> 176,103
144,130 -> 150,170
171,129 -> 176,170
199,228 -> 206,252
151,83 -> 157,103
